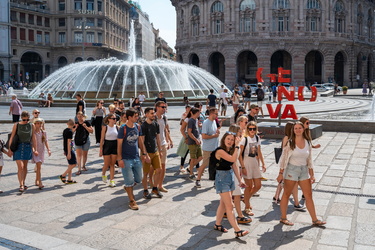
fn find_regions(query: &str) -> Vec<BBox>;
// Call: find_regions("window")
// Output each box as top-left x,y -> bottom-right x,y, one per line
334,0 -> 345,33
211,1 -> 224,34
45,32 -> 50,44
191,5 -> 200,36
87,0 -> 94,11
11,11 -> 17,21
74,18 -> 82,27
28,14 -> 34,25
98,32 -> 103,43
86,18 -> 95,27
45,18 -> 49,27
37,31 -> 42,43
20,13 -> 26,23
37,16 -> 43,26
13,49 -> 17,56
86,32 -> 95,43
74,0 -> 82,10
272,0 -> 290,32
58,32 -> 66,43
306,0 -> 321,32
20,28 -> 26,40
98,1 -> 102,12
74,32 -> 83,43
59,18 -> 65,27
11,27 -> 17,39
59,0 -> 65,11
29,30 -> 34,42
97,19 -> 103,27
239,0 -> 256,32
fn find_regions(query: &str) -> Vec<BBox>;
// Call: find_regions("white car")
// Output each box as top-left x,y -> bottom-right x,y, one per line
249,84 -> 258,94
311,84 -> 329,92
323,83 -> 342,91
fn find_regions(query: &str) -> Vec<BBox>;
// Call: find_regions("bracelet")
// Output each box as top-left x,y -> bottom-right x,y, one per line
235,146 -> 240,149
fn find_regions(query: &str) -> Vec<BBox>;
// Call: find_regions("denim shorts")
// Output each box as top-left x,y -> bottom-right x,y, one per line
284,163 -> 309,181
121,158 -> 142,187
244,97 -> 251,102
75,138 -> 90,151
215,169 -> 235,194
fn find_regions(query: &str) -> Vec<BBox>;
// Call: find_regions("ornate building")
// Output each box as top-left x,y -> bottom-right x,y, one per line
171,0 -> 375,88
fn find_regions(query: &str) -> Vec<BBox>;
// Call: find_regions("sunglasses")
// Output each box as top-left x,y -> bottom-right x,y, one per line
34,112 -> 40,114
305,122 -> 310,125
100,102 -> 104,104
225,131 -> 236,136
22,119 -> 29,122
159,106 -> 167,109
114,102 -> 118,105
247,127 -> 257,131
109,118 -> 116,120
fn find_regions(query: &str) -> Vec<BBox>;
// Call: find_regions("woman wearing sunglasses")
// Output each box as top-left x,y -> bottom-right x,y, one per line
239,121 -> 266,216
300,117 -> 320,149
213,131 -> 249,238
92,100 -> 106,146
8,111 -> 38,192
277,121 -> 326,226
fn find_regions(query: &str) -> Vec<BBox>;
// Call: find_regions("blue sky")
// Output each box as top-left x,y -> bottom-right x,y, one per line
136,0 -> 176,49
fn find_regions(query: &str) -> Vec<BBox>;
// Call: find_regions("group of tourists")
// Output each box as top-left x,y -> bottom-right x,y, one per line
0,89 -> 326,238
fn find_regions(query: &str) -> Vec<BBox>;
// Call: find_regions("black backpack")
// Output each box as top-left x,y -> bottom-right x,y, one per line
257,89 -> 265,100
208,147 -> 222,180
74,122 -> 89,146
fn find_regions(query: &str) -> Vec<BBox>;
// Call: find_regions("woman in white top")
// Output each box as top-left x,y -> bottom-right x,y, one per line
239,121 -> 266,216
231,91 -> 241,113
99,113 -> 118,187
277,121 -> 326,226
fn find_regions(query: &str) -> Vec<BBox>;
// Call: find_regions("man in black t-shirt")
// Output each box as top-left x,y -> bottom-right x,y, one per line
155,92 -> 167,105
206,89 -> 217,108
59,119 -> 77,184
243,85 -> 252,111
255,84 -> 265,118
75,94 -> 85,121
140,107 -> 163,199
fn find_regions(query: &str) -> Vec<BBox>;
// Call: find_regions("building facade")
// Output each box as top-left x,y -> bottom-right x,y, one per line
172,0 -> 375,88
0,0 -> 11,82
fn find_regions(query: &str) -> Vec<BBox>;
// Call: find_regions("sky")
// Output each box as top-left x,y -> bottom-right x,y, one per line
136,0 -> 177,49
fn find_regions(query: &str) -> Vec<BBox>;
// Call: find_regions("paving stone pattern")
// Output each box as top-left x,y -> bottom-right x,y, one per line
0,119 -> 374,250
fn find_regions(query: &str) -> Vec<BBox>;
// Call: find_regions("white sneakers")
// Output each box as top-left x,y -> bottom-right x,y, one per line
109,180 -> 116,187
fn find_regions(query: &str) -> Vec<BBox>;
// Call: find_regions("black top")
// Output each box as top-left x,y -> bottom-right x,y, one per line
76,100 -> 85,114
155,97 -> 167,103
63,128 -> 73,153
243,89 -> 251,98
207,94 -> 217,107
248,114 -> 257,123
141,121 -> 160,153
215,148 -> 234,171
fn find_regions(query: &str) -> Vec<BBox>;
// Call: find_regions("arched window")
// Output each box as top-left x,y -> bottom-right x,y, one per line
191,5 -> 200,36
273,0 -> 290,9
334,0 -> 346,33
239,0 -> 256,32
357,4 -> 363,36
272,0 -> 290,32
306,0 -> 321,32
211,1 -> 224,34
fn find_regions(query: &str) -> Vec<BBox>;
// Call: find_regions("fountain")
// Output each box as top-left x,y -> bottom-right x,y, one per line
28,20 -> 226,100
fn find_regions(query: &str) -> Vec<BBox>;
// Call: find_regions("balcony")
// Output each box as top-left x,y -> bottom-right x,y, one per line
10,1 -> 50,14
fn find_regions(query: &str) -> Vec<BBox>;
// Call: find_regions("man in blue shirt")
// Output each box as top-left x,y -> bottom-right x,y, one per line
206,89 -> 217,109
196,107 -> 220,187
117,108 -> 148,210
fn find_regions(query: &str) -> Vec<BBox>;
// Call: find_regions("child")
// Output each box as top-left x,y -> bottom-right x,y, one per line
59,119 -> 77,184
32,118 -> 51,189
0,139 -> 9,193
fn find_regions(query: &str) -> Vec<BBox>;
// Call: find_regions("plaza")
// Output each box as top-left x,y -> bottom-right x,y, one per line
0,92 -> 374,249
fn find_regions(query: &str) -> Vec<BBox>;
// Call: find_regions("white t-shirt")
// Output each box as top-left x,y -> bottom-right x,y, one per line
105,125 -> 118,140
220,92 -> 228,105
240,135 -> 261,157
157,115 -> 167,146
138,94 -> 145,102
289,139 -> 310,166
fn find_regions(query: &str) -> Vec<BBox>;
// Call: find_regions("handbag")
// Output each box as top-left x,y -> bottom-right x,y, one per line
274,147 -> 282,164
6,123 -> 19,151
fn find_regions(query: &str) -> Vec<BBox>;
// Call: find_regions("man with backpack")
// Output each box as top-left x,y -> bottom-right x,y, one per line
195,108 -> 220,187
117,108 -> 148,210
255,83 -> 265,118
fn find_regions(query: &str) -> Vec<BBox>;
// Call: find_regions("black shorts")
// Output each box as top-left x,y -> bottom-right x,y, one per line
65,150 -> 77,165
103,140 -> 117,155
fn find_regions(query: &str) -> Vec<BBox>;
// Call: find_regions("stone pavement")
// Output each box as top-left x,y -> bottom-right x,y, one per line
0,116 -> 374,249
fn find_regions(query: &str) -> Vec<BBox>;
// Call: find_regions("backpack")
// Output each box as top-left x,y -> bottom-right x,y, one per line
208,147 -> 222,180
122,123 -> 140,139
74,122 -> 89,146
241,135 -> 259,159
257,89 -> 265,100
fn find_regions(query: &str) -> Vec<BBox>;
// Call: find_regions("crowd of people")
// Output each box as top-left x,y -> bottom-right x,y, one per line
0,89 -> 326,238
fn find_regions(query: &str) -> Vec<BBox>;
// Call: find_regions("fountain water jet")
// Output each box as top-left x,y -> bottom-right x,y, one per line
28,20 -> 226,100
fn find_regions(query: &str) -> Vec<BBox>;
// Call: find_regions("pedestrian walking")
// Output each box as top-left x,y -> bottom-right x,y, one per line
0,139 -> 9,193
187,107 -> 203,179
9,94 -> 22,123
74,111 -> 93,175
255,83 -> 265,118
59,119 -> 77,184
92,100 -> 107,145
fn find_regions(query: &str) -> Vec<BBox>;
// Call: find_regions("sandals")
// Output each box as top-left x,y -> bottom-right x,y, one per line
75,171 -> 81,176
65,180 -> 77,184
235,230 -> 249,238
312,220 -> 326,227
82,166 -> 88,171
39,185 -> 44,190
214,224 -> 228,233
19,186 -> 24,192
237,216 -> 252,224
280,218 -> 294,226
244,208 -> 254,216
59,175 -> 66,183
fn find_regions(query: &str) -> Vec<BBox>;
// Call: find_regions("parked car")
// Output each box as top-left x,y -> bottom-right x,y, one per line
311,84 -> 329,92
249,83 -> 258,94
323,83 -> 342,91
